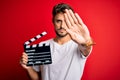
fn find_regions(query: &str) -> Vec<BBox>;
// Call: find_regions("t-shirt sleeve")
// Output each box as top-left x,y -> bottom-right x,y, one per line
32,65 -> 40,72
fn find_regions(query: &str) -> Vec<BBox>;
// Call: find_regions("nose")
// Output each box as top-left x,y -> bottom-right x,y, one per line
60,21 -> 66,29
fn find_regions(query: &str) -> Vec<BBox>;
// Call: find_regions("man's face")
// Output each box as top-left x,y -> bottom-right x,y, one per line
53,12 -> 68,37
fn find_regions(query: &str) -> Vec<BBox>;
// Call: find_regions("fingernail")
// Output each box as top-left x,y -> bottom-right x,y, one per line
65,9 -> 67,11
65,9 -> 68,12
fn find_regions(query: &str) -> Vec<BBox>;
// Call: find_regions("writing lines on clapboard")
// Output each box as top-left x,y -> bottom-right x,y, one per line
24,31 -> 52,66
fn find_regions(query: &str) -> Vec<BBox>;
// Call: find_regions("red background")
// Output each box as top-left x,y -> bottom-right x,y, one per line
0,0 -> 120,80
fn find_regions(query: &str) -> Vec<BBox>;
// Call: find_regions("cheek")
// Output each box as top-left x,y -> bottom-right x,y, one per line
54,23 -> 60,29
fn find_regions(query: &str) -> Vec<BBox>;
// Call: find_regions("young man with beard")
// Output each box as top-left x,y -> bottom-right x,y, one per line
20,3 -> 95,80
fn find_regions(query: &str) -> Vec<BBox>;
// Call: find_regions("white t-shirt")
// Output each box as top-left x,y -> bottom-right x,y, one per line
33,39 -> 90,80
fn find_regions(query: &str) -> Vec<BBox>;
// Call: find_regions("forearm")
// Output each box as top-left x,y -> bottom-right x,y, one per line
79,44 -> 92,57
78,38 -> 95,57
27,67 -> 39,80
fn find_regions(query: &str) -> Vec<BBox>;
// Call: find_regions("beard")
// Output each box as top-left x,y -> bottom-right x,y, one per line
55,28 -> 68,37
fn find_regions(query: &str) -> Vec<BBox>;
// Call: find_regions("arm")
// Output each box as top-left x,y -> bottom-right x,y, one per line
26,67 -> 40,80
79,39 -> 93,57
20,52 -> 40,80
79,45 -> 92,57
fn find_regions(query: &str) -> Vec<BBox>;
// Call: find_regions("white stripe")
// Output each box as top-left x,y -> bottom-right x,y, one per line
38,43 -> 43,47
35,61 -> 41,64
26,49 -> 35,52
28,62 -> 33,64
36,35 -> 41,39
42,31 -> 47,35
28,58 -> 51,61
45,60 -> 50,62
27,53 -> 34,55
45,43 -> 50,46
30,38 -> 36,42
25,41 -> 30,45
26,45 -> 30,48
32,44 -> 37,48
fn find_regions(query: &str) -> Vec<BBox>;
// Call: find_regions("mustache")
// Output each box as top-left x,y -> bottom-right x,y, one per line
57,27 -> 65,30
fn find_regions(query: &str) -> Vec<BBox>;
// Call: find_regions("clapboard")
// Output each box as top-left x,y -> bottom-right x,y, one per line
24,31 -> 52,66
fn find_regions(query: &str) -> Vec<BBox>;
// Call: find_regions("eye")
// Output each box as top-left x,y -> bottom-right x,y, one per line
56,20 -> 61,23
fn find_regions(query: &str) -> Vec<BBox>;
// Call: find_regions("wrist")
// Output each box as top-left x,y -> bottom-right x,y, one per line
81,37 -> 95,47
27,67 -> 33,71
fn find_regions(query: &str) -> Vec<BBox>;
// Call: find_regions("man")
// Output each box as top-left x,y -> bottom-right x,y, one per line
20,3 -> 95,80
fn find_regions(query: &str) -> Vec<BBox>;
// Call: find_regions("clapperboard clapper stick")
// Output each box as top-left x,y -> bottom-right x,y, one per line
24,31 -> 52,66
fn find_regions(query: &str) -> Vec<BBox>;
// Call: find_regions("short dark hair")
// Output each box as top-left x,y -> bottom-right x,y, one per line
52,3 -> 74,21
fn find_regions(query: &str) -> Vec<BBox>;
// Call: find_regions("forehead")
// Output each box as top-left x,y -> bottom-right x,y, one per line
54,12 -> 64,20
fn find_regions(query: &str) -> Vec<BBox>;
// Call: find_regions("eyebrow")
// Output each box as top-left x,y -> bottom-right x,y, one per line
55,18 -> 62,21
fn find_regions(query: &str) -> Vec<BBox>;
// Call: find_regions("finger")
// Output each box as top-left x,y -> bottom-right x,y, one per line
22,59 -> 28,64
22,52 -> 28,60
75,13 -> 90,36
66,10 -> 84,33
20,58 -> 28,65
65,9 -> 74,26
75,13 -> 84,25
20,52 -> 28,64
64,13 -> 72,29
23,52 -> 27,56
20,55 -> 28,62
63,24 -> 69,31
74,13 -> 86,30
65,28 -> 74,37
20,61 -> 27,65
69,10 -> 78,24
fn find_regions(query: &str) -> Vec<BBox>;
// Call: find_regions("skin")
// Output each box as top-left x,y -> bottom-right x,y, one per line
20,52 -> 39,80
53,9 -> 93,56
20,9 -> 94,80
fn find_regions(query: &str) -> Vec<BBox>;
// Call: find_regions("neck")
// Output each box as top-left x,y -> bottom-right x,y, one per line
54,34 -> 71,45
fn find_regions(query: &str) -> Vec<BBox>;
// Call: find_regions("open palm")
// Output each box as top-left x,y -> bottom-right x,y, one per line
64,9 -> 91,44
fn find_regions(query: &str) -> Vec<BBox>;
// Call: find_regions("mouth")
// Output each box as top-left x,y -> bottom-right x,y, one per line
58,29 -> 66,32
58,27 -> 66,31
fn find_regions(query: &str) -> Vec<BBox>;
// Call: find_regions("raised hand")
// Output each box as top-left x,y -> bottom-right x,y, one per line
64,9 -> 93,46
